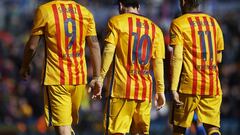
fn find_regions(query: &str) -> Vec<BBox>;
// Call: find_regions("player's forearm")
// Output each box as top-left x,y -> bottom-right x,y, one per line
153,58 -> 165,93
87,36 -> 101,77
21,36 -> 40,69
170,45 -> 183,91
100,43 -> 116,79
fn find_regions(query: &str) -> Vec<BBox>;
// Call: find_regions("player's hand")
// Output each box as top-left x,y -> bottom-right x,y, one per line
154,93 -> 166,111
87,77 -> 103,100
171,90 -> 184,106
92,80 -> 102,100
19,66 -> 30,81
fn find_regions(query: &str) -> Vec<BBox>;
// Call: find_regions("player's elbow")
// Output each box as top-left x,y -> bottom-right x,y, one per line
26,35 -> 40,52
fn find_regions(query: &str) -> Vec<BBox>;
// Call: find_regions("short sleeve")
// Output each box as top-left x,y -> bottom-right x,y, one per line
152,27 -> 165,59
86,12 -> 97,36
216,22 -> 224,51
31,7 -> 46,36
169,21 -> 183,46
104,18 -> 118,46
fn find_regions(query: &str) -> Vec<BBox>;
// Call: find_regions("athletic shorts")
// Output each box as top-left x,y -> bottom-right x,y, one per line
104,98 -> 151,135
171,94 -> 222,128
44,85 -> 85,126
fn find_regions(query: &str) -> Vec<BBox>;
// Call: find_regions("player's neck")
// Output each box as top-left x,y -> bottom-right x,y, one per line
183,8 -> 200,14
124,7 -> 139,14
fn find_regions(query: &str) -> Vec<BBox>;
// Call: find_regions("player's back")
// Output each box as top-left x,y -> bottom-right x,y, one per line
170,12 -> 224,96
32,1 -> 96,85
105,13 -> 165,101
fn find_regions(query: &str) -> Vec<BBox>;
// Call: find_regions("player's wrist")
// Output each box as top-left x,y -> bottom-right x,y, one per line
156,91 -> 164,94
171,90 -> 178,95
92,76 -> 103,83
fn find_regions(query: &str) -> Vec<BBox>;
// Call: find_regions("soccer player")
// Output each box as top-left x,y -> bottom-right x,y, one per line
98,0 -> 165,134
169,0 -> 224,135
19,0 -> 101,135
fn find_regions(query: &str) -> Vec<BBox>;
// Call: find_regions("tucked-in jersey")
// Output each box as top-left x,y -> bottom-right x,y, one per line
104,13 -> 165,101
31,0 -> 97,85
170,13 -> 224,96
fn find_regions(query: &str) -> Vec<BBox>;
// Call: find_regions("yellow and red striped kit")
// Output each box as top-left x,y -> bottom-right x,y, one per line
170,13 -> 224,96
105,13 -> 165,101
31,0 -> 97,85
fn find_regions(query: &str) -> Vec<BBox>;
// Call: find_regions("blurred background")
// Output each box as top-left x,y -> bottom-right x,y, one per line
0,0 -> 240,135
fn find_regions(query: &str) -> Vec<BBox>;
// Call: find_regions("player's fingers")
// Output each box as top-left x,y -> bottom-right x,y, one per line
96,95 -> 102,100
92,94 -> 102,100
87,86 -> 92,93
154,98 -> 158,107
175,100 -> 184,106
155,99 -> 165,111
156,105 -> 163,111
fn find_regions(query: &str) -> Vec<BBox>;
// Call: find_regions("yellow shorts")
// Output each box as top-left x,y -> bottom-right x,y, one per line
171,94 -> 222,128
104,98 -> 151,134
44,85 -> 85,126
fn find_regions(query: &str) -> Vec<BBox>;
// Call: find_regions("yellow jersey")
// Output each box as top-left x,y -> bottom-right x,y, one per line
105,13 -> 165,101
170,12 -> 224,96
31,0 -> 97,85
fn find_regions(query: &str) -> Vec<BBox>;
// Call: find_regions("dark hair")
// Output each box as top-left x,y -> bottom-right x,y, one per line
184,0 -> 201,9
118,0 -> 139,9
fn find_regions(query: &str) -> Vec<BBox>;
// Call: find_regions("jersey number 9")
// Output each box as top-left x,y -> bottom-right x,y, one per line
64,18 -> 76,50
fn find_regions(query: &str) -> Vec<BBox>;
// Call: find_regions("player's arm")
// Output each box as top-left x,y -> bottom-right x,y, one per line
169,21 -> 184,106
216,21 -> 224,64
153,58 -> 164,94
170,44 -> 184,106
85,11 -> 103,99
153,57 -> 165,110
20,35 -> 41,80
170,44 -> 183,91
20,7 -> 45,80
100,42 -> 116,79
100,18 -> 118,80
86,36 -> 102,99
152,28 -> 166,110
86,36 -> 101,78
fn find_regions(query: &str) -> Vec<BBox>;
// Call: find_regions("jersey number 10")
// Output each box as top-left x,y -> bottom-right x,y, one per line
131,32 -> 152,66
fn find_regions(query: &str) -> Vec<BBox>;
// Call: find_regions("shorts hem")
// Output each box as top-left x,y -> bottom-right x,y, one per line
200,120 -> 220,128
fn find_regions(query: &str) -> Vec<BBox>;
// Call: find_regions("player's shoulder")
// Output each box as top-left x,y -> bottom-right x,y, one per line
171,14 -> 190,25
109,13 -> 127,22
75,3 -> 92,15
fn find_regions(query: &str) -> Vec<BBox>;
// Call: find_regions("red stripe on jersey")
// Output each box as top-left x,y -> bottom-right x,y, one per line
52,4 -> 65,84
69,4 -> 80,84
210,18 -> 219,95
61,4 -> 73,84
141,20 -> 149,100
126,17 -> 133,99
188,18 -> 197,95
195,17 -> 206,95
134,18 -> 141,100
203,17 -> 214,95
76,5 -> 84,84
